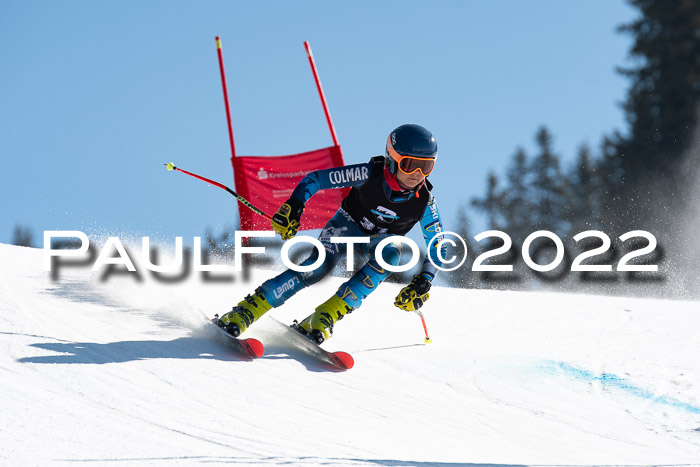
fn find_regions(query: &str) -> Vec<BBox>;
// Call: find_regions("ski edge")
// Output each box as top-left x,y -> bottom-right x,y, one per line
208,314 -> 265,359
269,317 -> 354,370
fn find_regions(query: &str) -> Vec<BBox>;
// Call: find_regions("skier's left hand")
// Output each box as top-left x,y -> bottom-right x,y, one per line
394,274 -> 431,311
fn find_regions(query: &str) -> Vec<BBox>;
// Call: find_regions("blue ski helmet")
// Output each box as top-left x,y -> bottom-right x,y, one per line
385,124 -> 438,176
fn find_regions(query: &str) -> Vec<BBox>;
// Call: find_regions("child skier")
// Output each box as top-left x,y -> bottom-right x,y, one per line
218,123 -> 445,344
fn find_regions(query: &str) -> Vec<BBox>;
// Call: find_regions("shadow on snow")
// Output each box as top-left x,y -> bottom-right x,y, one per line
16,334 -> 252,364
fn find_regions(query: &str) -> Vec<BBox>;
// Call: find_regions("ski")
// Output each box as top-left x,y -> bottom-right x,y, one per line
210,314 -> 265,359
269,317 -> 354,370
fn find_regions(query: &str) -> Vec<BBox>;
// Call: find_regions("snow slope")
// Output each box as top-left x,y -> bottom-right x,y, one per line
1,243 -> 699,466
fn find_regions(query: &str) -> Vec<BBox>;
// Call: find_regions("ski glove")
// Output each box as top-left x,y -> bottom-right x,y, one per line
271,198 -> 305,240
394,274 -> 431,312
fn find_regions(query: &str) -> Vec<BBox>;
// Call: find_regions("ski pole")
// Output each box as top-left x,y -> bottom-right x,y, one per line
165,162 -> 272,221
415,310 -> 432,343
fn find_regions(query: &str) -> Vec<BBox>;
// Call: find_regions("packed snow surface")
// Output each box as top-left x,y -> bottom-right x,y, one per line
1,243 -> 699,466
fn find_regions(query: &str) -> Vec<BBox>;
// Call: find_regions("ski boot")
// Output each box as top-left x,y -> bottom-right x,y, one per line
297,294 -> 354,344
218,288 -> 272,337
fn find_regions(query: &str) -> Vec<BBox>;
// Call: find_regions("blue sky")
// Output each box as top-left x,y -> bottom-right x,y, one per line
1,0 -> 637,246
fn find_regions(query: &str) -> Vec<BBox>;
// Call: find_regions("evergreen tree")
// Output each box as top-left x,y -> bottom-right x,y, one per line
471,172 -> 506,231
604,0 -> 700,227
529,127 -> 569,234
502,147 -> 533,245
12,225 -> 34,247
568,144 -> 604,233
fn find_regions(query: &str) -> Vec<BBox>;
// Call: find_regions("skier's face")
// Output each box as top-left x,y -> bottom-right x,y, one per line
396,168 -> 425,190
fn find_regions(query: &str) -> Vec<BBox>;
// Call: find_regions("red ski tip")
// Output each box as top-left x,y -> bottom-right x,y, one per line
242,338 -> 265,358
331,351 -> 354,370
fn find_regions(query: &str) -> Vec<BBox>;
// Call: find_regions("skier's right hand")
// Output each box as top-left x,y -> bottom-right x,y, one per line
394,274 -> 431,312
271,198 -> 305,240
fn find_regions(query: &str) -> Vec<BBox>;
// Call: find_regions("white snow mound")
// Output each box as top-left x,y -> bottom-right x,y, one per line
1,243 -> 699,466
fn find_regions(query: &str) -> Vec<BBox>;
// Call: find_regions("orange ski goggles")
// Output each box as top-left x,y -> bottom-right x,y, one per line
386,137 -> 437,176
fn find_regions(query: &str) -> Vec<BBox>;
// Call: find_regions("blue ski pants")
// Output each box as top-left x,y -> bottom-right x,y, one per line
258,208 -> 403,310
